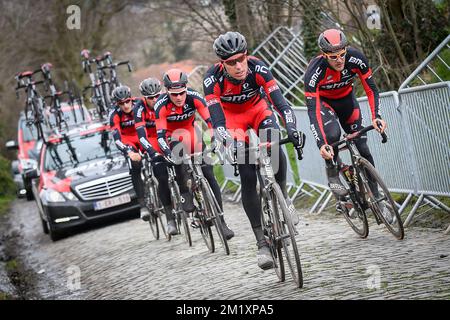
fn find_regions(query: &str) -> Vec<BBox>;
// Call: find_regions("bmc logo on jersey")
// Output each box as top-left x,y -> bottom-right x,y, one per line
154,96 -> 168,111
349,56 -> 367,69
321,77 -> 353,90
204,75 -> 216,88
188,90 -> 203,99
308,66 -> 322,88
255,65 -> 268,74
167,110 -> 195,121
221,89 -> 259,103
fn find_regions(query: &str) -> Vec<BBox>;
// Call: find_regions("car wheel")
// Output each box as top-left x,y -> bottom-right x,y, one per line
41,216 -> 49,234
24,178 -> 34,201
46,219 -> 63,241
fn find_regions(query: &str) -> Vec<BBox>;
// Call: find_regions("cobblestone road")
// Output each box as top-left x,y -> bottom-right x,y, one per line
6,198 -> 450,300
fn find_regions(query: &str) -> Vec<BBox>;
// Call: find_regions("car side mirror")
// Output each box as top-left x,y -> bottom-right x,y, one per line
24,168 -> 40,179
5,140 -> 19,150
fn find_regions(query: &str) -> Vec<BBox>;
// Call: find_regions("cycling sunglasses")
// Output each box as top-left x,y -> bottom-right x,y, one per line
168,90 -> 187,97
145,94 -> 160,100
118,98 -> 132,105
222,54 -> 247,66
324,48 -> 347,61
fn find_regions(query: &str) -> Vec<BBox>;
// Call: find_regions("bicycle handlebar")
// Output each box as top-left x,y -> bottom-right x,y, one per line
329,123 -> 388,149
229,137 -> 302,177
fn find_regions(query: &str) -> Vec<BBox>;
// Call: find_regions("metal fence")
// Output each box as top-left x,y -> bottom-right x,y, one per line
399,82 -> 450,197
252,26 -> 308,106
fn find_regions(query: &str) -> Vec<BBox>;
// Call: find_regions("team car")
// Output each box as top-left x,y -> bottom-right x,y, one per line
29,122 -> 140,241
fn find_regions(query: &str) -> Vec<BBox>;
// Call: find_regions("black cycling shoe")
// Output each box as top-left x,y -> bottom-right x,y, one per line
256,240 -> 274,270
181,192 -> 195,213
167,219 -> 178,236
327,166 -> 348,197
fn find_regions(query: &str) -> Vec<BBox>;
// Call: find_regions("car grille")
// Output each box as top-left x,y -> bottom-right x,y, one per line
74,172 -> 133,201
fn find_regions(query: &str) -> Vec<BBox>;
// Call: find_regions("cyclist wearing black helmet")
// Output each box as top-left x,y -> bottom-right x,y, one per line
203,31 -> 305,270
304,29 -> 386,202
109,85 -> 152,222
134,77 -> 178,235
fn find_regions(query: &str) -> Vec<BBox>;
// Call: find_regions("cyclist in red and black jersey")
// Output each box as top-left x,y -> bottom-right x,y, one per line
203,31 -> 305,270
153,69 -> 234,240
134,78 -> 178,235
109,85 -> 150,221
304,29 -> 387,200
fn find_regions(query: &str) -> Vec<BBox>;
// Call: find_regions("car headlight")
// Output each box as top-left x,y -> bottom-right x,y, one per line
63,192 -> 77,201
20,158 -> 38,171
46,189 -> 65,202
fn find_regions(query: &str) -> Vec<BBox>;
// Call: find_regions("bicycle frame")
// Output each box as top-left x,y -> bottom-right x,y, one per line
332,125 -> 388,222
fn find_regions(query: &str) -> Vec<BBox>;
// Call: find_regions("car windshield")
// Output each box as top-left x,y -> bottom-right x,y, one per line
44,130 -> 121,171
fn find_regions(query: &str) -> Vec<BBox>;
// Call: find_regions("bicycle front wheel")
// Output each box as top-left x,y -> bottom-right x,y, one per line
260,192 -> 285,282
144,180 -> 159,240
201,179 -> 229,255
271,183 -> 303,288
358,158 -> 404,240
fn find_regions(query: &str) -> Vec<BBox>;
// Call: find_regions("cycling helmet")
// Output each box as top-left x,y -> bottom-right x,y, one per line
318,29 -> 348,53
139,78 -> 161,97
213,31 -> 247,60
162,69 -> 188,90
111,85 -> 131,103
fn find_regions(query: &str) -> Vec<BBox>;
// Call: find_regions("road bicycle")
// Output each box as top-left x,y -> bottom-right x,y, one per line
182,147 -> 230,255
15,69 -> 48,142
230,135 -> 304,288
328,124 -> 404,240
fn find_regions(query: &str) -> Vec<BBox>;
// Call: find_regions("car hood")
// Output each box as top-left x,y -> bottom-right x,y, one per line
54,156 -> 128,181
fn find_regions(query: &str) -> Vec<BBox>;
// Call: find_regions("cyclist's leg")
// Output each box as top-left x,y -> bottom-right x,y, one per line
337,93 -> 379,197
255,108 -> 288,197
224,104 -> 273,267
170,139 -> 195,212
122,141 -> 145,206
123,141 -> 148,220
316,98 -> 348,197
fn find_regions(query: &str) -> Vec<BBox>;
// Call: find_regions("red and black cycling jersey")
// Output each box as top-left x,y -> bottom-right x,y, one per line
203,56 -> 297,135
134,97 -> 157,133
109,101 -> 139,155
304,47 -> 380,148
133,97 -> 159,156
154,88 -> 212,156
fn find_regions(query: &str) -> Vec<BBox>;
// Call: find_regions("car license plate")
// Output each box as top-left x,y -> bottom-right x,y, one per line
94,193 -> 131,211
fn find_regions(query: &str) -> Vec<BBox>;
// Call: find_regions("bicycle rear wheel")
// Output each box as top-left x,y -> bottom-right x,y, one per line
180,210 -> 192,246
261,193 -> 285,282
271,183 -> 303,288
201,179 -> 229,255
358,158 -> 404,240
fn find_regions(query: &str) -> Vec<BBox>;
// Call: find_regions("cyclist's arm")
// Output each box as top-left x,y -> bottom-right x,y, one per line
304,59 -> 328,149
133,103 -> 157,157
203,70 -> 232,142
254,59 -> 297,129
350,49 -> 380,119
192,94 -> 213,130
154,104 -> 171,157
109,109 -> 133,156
